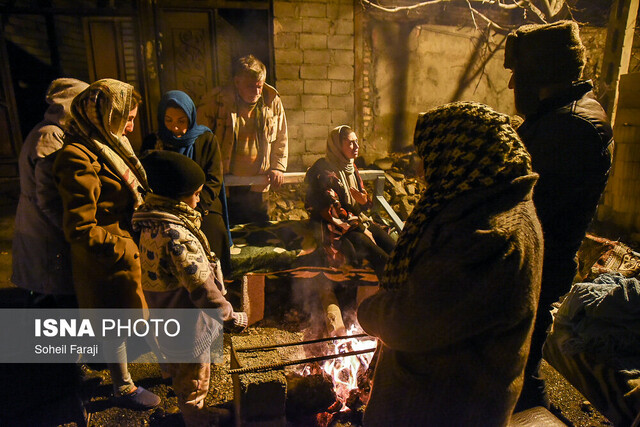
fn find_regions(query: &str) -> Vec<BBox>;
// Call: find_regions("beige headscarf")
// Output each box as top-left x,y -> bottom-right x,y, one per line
326,125 -> 358,206
66,78 -> 148,207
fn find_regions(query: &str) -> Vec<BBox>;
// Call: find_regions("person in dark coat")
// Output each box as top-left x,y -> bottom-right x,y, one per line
12,78 -> 88,308
142,90 -> 231,275
357,102 -> 543,427
54,78 -> 160,410
503,20 -> 614,411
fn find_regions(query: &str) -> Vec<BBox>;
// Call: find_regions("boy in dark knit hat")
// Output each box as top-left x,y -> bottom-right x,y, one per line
504,20 -> 614,411
133,150 -> 247,426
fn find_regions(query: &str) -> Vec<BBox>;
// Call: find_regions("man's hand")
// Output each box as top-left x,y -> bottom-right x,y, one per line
267,169 -> 284,188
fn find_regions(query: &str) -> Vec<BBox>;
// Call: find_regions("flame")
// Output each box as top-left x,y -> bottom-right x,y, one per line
319,324 -> 376,409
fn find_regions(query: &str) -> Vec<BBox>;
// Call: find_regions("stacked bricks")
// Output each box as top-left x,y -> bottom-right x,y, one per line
273,0 -> 356,170
599,72 -> 640,232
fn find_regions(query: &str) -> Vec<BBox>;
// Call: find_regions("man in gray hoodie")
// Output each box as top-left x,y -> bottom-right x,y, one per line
11,78 -> 88,308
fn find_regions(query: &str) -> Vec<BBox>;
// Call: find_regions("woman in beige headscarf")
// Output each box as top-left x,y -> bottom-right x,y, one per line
54,78 -> 160,410
305,125 -> 394,278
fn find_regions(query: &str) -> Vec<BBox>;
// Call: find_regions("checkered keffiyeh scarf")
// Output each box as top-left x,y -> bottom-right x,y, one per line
67,78 -> 148,207
381,102 -> 532,289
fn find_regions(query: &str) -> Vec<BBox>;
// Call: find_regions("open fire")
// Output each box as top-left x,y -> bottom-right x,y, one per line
293,324 -> 377,425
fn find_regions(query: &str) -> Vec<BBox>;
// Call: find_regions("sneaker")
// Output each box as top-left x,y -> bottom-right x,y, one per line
114,386 -> 161,410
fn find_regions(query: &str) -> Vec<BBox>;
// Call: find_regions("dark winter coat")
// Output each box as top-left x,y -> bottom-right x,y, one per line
54,142 -> 146,309
142,132 -> 230,270
357,176 -> 543,427
11,79 -> 88,294
517,80 -> 613,299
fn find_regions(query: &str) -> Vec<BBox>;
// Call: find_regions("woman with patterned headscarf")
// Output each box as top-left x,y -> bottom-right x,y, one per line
305,125 -> 395,278
357,102 -> 543,426
141,90 -> 231,275
54,79 -> 160,410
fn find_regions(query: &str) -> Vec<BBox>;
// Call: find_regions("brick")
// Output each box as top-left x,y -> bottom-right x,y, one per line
339,2 -> 355,20
277,64 -> 300,80
327,3 -> 340,19
304,50 -> 331,64
289,134 -> 306,154
300,64 -> 327,79
331,81 -> 353,95
273,33 -> 297,49
332,109 -> 353,125
328,65 -> 353,80
304,80 -> 331,94
303,18 -> 331,34
302,95 -> 328,109
305,109 -> 328,124
275,49 -> 303,65
329,95 -> 353,109
273,1 -> 298,18
331,49 -> 354,64
275,17 -> 303,33
300,2 -> 326,17
231,335 -> 287,422
300,33 -> 327,49
287,124 -> 302,140
280,94 -> 301,109
332,19 -> 353,35
276,79 -> 304,95
305,137 -> 327,152
286,109 -> 304,125
328,34 -> 354,50
304,125 -> 330,139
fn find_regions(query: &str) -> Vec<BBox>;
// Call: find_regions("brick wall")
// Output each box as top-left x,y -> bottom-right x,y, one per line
273,0 -> 355,171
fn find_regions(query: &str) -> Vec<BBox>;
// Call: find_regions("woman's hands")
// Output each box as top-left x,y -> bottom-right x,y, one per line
350,187 -> 369,205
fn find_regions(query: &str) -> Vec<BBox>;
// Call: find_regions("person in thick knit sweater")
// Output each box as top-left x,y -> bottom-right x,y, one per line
133,150 -> 247,426
357,102 -> 544,427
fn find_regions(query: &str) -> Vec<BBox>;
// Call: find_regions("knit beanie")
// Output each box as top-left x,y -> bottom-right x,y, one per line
504,20 -> 586,85
141,150 -> 205,199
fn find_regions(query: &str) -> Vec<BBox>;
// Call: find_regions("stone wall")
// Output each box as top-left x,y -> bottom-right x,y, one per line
273,0 -> 356,171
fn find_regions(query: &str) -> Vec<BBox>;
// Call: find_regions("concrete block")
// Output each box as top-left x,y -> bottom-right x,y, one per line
331,81 -> 353,95
328,65 -> 353,81
277,64 -> 300,80
303,125 -> 330,139
301,94 -> 328,109
273,33 -> 298,49
280,95 -> 300,110
304,80 -> 331,95
332,19 -> 353,35
305,137 -> 327,152
305,109 -> 329,124
300,64 -> 327,80
274,17 -> 302,33
273,1 -> 298,18
300,33 -> 327,49
328,34 -> 354,50
303,18 -> 330,34
286,109 -> 304,125
231,335 -> 287,425
300,2 -> 326,18
331,49 -> 354,64
331,109 -> 352,125
275,49 -> 303,65
302,153 -> 325,167
329,95 -> 353,109
303,50 -> 331,65
276,79 -> 304,95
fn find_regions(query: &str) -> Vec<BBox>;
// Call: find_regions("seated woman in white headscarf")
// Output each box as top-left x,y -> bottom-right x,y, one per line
304,125 -> 394,279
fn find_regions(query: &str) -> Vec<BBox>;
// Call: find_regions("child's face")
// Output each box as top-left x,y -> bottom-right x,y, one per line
164,106 -> 189,138
180,184 -> 203,209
